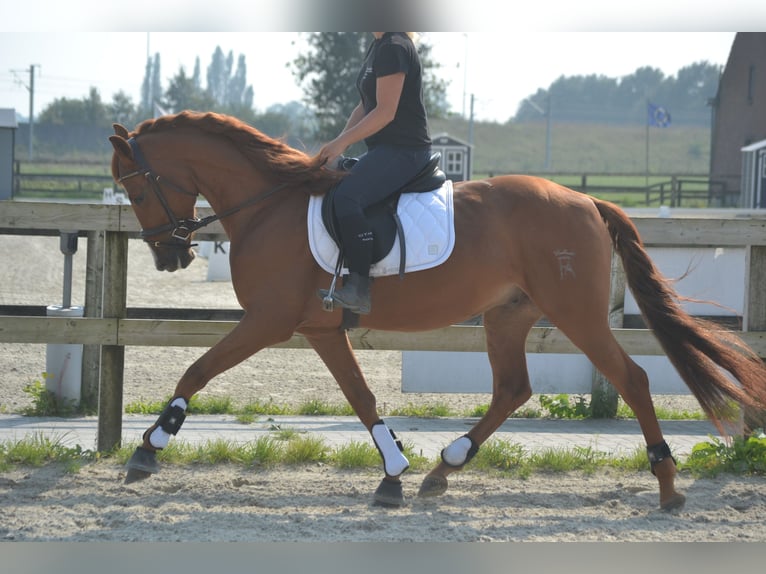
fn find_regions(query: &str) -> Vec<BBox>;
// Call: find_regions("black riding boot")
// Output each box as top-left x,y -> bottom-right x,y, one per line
327,271 -> 371,314
319,213 -> 374,313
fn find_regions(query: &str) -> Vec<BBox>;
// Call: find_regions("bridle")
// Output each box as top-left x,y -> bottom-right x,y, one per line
117,136 -> 289,247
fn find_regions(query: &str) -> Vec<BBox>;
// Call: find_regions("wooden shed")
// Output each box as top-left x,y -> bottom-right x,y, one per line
0,108 -> 17,200
741,138 -> 766,208
709,33 -> 766,205
431,133 -> 472,182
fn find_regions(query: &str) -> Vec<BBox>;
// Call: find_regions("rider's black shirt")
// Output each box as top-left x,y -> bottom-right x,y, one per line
356,32 -> 431,149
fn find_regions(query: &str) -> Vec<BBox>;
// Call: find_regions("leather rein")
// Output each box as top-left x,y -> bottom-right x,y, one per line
117,136 -> 289,247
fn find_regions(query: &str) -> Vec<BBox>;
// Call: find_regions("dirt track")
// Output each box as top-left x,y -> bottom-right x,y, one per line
2,462 -> 766,542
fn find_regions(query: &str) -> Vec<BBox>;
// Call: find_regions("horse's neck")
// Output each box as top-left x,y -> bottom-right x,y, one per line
199,180 -> 307,243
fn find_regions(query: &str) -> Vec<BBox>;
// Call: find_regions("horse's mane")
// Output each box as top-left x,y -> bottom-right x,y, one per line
134,111 -> 344,195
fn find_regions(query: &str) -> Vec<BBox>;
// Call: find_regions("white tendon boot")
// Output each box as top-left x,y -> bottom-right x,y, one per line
371,420 -> 410,476
441,434 -> 479,468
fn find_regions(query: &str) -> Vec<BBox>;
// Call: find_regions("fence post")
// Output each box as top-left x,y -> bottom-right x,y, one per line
590,248 -> 624,417
670,176 -> 679,207
97,229 -> 128,452
81,230 -> 105,412
744,245 -> 766,433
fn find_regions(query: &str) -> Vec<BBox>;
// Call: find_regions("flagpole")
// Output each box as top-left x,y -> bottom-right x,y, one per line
645,98 -> 650,187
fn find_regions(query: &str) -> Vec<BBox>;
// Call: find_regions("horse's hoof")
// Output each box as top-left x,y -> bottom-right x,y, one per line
660,492 -> 686,511
125,467 -> 153,484
373,478 -> 405,508
417,475 -> 448,498
124,446 -> 159,484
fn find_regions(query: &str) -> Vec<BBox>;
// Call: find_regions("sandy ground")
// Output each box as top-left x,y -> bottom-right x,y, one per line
2,234 -> 765,542
1,463 -> 765,542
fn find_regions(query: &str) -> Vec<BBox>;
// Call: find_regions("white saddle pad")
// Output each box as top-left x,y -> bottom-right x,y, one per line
307,180 -> 455,277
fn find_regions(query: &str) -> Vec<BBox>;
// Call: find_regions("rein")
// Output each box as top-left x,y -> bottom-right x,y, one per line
118,136 -> 290,245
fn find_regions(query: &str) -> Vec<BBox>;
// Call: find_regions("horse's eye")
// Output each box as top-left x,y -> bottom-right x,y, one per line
132,194 -> 145,206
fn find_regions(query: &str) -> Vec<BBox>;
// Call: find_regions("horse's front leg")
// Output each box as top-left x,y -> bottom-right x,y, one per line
125,314 -> 288,483
305,328 -> 409,507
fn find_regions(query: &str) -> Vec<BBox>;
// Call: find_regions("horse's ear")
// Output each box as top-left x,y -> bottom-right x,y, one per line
109,134 -> 133,162
112,123 -> 130,138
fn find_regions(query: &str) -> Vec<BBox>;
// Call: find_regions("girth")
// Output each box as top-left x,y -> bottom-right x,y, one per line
320,153 -> 446,276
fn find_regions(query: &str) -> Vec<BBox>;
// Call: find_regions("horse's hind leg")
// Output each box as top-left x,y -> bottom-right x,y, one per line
304,328 -> 410,507
553,315 -> 686,510
419,288 -> 541,497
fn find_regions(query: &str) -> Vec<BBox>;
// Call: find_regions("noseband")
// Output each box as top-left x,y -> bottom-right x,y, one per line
117,136 -> 289,247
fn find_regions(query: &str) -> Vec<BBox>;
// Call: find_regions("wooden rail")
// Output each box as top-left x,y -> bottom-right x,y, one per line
2,201 -> 766,448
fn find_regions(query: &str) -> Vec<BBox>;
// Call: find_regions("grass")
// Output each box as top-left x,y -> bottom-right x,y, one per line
14,382 -> 733,475
2,429 -> 764,478
617,402 -> 707,421
0,433 -> 95,473
429,118 -> 711,176
470,439 -> 651,478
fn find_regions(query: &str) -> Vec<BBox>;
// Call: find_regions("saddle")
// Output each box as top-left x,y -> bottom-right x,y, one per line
321,153 -> 446,277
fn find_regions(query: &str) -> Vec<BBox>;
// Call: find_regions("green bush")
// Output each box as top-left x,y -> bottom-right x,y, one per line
683,430 -> 766,477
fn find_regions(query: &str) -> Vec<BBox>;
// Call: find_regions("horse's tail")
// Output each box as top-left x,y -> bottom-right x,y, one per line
592,198 -> 766,433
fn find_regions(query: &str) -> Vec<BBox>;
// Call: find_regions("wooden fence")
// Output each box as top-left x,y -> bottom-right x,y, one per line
1,201 -> 766,450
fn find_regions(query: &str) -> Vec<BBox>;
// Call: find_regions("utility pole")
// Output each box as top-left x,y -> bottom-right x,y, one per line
468,93 -> 475,146
462,33 -> 469,119
28,64 -> 37,160
523,96 -> 552,171
13,64 -> 39,159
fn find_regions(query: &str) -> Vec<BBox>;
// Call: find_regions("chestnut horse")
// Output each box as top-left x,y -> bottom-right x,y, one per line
109,111 -> 766,510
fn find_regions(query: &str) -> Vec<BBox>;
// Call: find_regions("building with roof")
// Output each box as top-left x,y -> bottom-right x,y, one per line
0,108 -> 18,200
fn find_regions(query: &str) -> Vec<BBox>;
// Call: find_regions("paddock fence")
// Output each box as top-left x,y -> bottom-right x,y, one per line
1,201 -> 766,450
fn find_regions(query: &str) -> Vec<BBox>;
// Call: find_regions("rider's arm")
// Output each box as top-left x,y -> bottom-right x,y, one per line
318,72 -> 405,164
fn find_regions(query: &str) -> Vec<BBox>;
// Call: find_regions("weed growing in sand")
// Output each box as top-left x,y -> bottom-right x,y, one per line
683,429 -> 766,477
538,394 -> 591,419
282,435 -> 330,465
22,375 -> 79,417
331,441 -> 382,468
0,432 -> 94,473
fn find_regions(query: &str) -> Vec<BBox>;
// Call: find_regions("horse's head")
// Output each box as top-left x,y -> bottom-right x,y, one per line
109,124 -> 197,272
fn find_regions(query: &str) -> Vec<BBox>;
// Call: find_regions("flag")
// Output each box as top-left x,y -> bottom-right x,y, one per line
648,102 -> 671,127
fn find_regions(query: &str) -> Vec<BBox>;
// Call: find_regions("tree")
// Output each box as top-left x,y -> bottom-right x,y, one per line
38,87 -> 108,126
675,61 -> 721,103
206,47 -> 232,106
140,53 -> 163,118
513,62 -> 721,125
202,47 -> 256,120
291,33 -> 449,143
108,90 -> 137,127
164,67 -> 216,113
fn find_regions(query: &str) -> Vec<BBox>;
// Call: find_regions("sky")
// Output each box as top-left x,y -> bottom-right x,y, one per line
0,31 -> 739,125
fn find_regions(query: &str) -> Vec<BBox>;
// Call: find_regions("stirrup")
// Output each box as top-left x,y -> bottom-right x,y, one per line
320,246 -> 346,312
321,273 -> 340,312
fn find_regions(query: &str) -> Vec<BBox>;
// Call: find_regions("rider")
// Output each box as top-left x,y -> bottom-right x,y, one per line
317,32 -> 433,314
